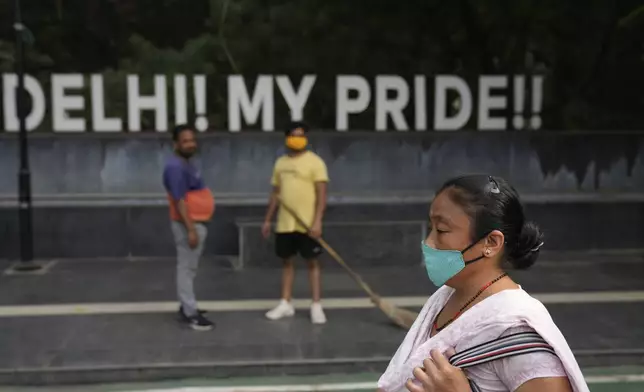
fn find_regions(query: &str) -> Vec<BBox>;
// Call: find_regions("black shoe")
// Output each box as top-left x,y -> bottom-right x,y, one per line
178,306 -> 206,322
187,313 -> 214,331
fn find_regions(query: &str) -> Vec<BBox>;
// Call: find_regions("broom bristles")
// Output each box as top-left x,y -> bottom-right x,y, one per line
372,296 -> 419,329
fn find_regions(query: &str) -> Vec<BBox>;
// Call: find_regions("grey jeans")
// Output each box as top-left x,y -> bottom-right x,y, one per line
171,221 -> 208,317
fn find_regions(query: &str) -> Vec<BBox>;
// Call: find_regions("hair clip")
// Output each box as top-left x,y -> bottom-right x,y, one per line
486,176 -> 500,194
531,242 -> 544,252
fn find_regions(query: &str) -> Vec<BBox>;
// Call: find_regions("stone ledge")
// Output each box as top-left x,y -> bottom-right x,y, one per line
2,192 -> 644,208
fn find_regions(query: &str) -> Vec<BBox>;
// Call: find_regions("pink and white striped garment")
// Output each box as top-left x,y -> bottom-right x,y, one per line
377,287 -> 589,392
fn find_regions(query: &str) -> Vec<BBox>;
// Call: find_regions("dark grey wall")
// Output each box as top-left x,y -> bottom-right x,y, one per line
1,131 -> 643,200
1,202 -> 643,262
1,131 -> 643,261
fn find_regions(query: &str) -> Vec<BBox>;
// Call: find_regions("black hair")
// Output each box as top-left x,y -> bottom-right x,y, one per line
437,174 -> 544,270
284,121 -> 310,136
172,124 -> 194,141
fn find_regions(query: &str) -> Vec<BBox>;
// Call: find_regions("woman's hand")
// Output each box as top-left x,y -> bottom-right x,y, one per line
405,349 -> 471,392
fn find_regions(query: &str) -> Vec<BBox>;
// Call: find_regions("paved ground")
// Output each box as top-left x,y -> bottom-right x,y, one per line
2,252 -> 644,305
0,369 -> 643,392
0,253 -> 643,387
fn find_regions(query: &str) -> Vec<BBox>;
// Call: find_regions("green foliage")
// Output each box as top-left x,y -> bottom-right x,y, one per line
0,40 -> 54,73
101,33 -> 220,129
1,0 -> 642,130
619,5 -> 644,28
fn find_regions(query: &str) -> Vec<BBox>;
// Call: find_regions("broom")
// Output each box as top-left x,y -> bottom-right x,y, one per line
277,196 -> 419,330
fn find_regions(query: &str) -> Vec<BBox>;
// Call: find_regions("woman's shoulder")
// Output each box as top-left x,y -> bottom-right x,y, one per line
450,289 -> 555,342
424,287 -> 549,319
490,288 -> 551,316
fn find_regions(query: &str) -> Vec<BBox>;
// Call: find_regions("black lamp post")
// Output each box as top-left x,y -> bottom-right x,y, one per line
13,0 -> 39,272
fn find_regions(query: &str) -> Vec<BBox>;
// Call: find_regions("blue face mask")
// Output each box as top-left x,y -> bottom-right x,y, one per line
421,240 -> 486,287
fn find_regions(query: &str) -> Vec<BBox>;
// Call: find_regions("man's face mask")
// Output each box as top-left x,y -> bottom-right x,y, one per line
286,135 -> 308,151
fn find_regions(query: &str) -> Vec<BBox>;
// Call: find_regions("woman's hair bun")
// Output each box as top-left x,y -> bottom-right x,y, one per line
508,221 -> 544,270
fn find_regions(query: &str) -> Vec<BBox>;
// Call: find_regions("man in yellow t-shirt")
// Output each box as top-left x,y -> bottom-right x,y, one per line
261,121 -> 329,324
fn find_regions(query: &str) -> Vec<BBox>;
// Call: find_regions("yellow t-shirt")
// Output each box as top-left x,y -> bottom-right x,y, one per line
271,151 -> 329,233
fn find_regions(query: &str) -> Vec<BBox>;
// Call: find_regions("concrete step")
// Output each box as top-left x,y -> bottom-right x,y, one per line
3,368 -> 644,392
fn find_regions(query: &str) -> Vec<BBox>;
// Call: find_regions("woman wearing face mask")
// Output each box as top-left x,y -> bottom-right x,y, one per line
378,175 -> 589,392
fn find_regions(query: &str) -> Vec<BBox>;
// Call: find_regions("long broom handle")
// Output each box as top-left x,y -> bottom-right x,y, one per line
276,196 -> 381,301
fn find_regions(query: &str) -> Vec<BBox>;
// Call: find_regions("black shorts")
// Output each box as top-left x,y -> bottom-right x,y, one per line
275,232 -> 323,260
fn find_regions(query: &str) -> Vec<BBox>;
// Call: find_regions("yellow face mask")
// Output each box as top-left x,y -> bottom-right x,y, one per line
285,135 -> 308,151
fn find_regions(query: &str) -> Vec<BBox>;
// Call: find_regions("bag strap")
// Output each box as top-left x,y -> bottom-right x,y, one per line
415,332 -> 555,391
449,331 -> 556,369
450,331 -> 557,392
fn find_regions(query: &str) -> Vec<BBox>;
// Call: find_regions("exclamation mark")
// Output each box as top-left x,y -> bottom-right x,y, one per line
512,76 -> 525,130
530,75 -> 544,130
174,75 -> 188,125
193,75 -> 208,132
